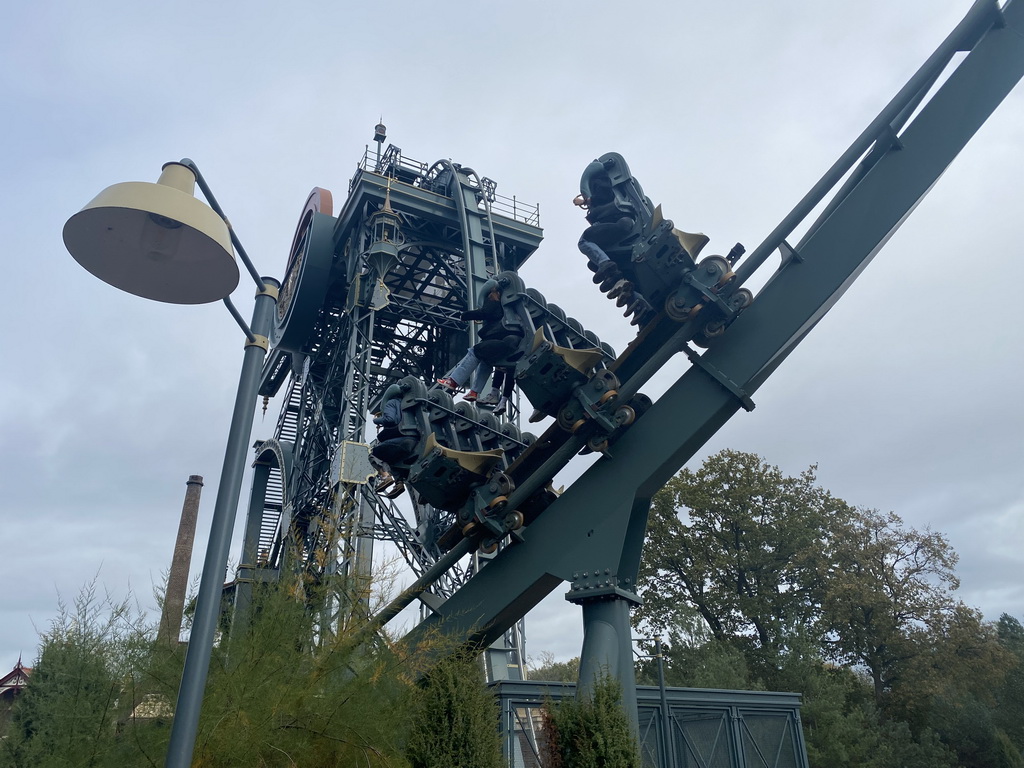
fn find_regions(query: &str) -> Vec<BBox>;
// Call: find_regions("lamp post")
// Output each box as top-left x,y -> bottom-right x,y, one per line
63,159 -> 279,768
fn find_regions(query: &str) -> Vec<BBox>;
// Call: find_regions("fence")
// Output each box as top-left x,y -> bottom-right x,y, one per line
490,680 -> 809,768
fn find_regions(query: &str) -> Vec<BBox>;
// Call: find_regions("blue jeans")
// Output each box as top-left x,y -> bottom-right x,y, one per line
578,235 -> 610,268
579,217 -> 634,270
448,349 -> 492,392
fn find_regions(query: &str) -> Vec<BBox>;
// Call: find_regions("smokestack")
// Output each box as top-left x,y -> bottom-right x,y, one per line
158,475 -> 203,645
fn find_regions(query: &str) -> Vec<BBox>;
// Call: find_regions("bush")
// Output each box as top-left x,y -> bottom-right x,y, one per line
541,675 -> 639,768
405,651 -> 502,768
1,581 -> 152,768
190,576 -> 414,767
3,573 -> 425,768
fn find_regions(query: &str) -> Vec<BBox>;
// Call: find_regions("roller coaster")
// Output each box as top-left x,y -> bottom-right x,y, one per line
232,0 -> 1024,721
235,141 -> 755,672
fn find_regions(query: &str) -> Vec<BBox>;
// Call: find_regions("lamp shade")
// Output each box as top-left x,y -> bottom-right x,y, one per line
63,162 -> 239,304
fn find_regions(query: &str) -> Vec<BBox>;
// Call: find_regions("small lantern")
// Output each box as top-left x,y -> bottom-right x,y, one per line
366,189 -> 403,281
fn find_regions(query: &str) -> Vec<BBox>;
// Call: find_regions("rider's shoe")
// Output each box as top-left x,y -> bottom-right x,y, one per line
608,279 -> 633,301
383,480 -> 406,499
477,389 -> 501,406
592,260 -> 620,285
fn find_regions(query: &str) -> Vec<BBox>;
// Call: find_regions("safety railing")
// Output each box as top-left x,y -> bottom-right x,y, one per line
355,145 -> 541,227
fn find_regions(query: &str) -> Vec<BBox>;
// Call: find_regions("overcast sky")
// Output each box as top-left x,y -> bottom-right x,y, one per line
2,0 -> 1022,673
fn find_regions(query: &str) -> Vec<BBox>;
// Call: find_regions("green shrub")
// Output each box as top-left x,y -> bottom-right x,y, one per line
541,675 -> 639,768
405,651 -> 502,768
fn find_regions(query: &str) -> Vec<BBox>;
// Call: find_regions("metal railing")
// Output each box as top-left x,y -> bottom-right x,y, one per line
355,145 -> 541,227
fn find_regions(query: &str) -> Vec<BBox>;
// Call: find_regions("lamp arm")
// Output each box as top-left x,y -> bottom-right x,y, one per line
180,158 -> 266,291
222,296 -> 258,344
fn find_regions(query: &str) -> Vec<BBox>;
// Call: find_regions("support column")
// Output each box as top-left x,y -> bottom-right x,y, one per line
568,582 -> 641,734
231,460 -> 270,641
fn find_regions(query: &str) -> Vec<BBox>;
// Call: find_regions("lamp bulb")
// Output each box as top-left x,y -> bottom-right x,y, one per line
141,212 -> 184,261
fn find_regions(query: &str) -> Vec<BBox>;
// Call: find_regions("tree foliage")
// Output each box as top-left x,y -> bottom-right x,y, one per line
1,581 -> 151,768
995,615 -> 1024,748
3,568 -> 482,768
405,651 -> 502,768
636,449 -> 1024,768
817,507 -> 960,699
188,574 -> 415,767
540,675 -> 639,768
528,653 -> 580,683
637,449 -> 849,664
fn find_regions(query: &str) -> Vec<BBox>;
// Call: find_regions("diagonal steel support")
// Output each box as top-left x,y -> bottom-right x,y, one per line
400,0 -> 1024,669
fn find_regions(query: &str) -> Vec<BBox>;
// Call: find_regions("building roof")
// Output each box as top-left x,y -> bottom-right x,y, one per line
0,658 -> 31,696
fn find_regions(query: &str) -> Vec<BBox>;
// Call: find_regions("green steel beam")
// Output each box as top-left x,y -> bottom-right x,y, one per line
404,0 -> 1024,655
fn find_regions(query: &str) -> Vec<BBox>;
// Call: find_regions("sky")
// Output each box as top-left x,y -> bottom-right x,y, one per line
2,0 -> 1022,673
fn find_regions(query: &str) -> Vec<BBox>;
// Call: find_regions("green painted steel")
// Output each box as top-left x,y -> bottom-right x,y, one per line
493,681 -> 808,768
402,0 -> 1024,702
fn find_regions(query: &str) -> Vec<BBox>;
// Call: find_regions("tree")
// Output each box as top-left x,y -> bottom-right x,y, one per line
637,450 -> 852,662
817,507 -> 961,702
4,633 -> 118,768
893,607 -> 1022,768
3,570 -> 428,768
405,651 -> 502,768
634,634 -> 753,691
766,639 -> 956,768
528,653 -> 580,683
636,449 -> 1023,768
1,582 -> 150,768
995,614 -> 1024,752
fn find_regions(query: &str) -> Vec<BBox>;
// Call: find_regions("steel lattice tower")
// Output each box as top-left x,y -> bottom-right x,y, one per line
235,139 -> 543,677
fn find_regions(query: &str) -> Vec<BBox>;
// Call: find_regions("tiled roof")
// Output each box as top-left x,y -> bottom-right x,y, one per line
0,658 -> 31,692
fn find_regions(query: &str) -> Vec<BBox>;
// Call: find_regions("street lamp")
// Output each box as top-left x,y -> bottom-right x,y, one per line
63,159 -> 279,768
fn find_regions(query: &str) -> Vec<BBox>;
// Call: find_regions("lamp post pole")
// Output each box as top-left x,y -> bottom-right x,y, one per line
164,277 -> 278,767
